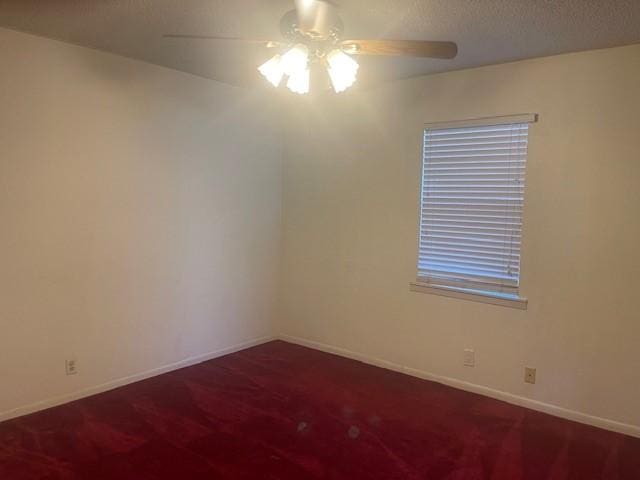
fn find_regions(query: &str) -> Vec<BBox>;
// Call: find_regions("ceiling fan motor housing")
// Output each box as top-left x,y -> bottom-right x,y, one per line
280,8 -> 344,44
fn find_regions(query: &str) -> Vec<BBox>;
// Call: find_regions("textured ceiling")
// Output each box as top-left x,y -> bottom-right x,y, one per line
1,0 -> 640,90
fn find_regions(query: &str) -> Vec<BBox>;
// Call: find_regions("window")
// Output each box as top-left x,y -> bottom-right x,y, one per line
416,115 -> 536,303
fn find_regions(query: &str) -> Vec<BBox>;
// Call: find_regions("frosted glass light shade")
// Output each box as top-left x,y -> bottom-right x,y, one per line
280,44 -> 309,77
258,45 -> 358,94
326,49 -> 359,93
286,67 -> 310,94
258,55 -> 284,87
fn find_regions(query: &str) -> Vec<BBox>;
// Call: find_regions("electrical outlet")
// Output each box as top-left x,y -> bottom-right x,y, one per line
524,367 -> 536,384
463,349 -> 475,367
66,359 -> 78,376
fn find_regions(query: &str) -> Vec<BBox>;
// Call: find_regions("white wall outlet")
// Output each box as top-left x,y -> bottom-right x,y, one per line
463,349 -> 475,367
524,367 -> 536,384
66,359 -> 78,375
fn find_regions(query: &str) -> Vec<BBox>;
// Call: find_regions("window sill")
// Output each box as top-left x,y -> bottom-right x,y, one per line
409,282 -> 528,310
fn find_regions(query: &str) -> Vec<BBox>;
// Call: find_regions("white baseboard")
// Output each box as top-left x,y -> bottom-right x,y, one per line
279,334 -> 640,439
0,335 -> 275,423
4,333 -> 638,439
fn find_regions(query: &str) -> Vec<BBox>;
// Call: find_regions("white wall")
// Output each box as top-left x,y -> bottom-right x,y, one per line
0,28 -> 282,417
279,44 -> 640,431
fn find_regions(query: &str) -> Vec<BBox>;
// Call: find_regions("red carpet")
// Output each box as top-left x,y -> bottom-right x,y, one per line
1,340 -> 638,479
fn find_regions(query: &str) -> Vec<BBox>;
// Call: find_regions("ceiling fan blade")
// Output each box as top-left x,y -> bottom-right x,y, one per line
294,0 -> 338,37
164,34 -> 280,47
341,40 -> 458,59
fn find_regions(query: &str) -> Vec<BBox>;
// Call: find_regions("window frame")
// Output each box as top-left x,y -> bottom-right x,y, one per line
412,114 -> 537,308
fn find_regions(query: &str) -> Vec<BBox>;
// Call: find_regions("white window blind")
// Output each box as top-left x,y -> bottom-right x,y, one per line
418,117 -> 533,296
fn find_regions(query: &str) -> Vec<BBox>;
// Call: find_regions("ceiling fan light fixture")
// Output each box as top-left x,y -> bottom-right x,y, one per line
326,49 -> 359,93
258,54 -> 284,87
280,44 -> 309,76
286,66 -> 310,94
167,4 -> 458,95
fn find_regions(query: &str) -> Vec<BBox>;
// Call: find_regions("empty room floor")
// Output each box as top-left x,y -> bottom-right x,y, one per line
1,340 -> 638,480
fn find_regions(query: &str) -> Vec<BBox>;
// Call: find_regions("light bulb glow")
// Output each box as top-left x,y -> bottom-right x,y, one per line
258,54 -> 284,87
326,49 -> 359,93
286,67 -> 310,94
280,44 -> 309,76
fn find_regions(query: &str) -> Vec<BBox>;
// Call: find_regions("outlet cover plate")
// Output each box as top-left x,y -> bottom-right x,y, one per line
66,359 -> 78,375
524,367 -> 536,384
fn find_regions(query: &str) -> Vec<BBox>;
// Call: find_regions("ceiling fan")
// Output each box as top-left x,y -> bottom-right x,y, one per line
165,0 -> 458,94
